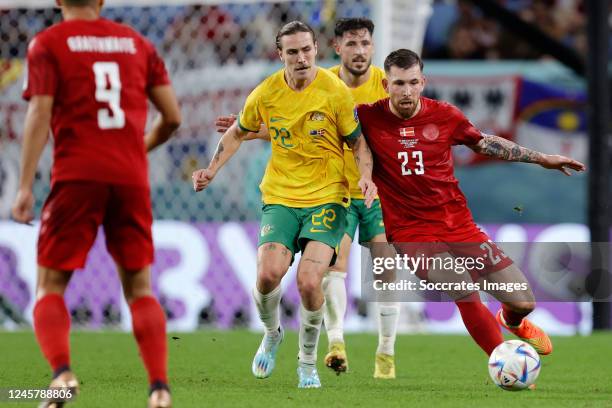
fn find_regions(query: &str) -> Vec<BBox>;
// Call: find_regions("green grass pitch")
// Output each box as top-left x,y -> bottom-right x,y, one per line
1,331 -> 611,407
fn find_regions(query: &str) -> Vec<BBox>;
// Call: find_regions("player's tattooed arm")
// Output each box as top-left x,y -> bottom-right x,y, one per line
347,134 -> 378,207
470,135 -> 544,163
192,122 -> 249,192
347,134 -> 374,176
210,123 -> 249,168
469,134 -> 586,175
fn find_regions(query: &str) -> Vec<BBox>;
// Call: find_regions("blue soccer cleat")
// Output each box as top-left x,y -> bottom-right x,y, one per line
297,362 -> 321,389
251,328 -> 283,379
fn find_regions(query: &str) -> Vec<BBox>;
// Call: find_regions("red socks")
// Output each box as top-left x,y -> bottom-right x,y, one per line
33,294 -> 71,375
455,293 -> 503,355
130,296 -> 168,387
34,293 -> 168,389
501,304 -> 528,327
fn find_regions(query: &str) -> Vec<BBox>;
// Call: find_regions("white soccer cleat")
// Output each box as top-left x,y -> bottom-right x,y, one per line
251,327 -> 283,379
297,362 -> 321,389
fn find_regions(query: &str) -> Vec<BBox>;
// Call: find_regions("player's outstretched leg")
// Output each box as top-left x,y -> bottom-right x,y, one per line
496,306 -> 553,355
484,264 -> 552,355
374,302 -> 399,379
322,271 -> 348,374
252,284 -> 284,378
455,293 -> 504,355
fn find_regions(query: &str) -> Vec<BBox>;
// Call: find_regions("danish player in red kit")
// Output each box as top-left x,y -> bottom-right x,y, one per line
358,49 -> 585,357
11,1 -> 181,406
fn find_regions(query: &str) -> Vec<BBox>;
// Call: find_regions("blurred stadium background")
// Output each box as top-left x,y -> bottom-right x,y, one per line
0,0 -> 609,337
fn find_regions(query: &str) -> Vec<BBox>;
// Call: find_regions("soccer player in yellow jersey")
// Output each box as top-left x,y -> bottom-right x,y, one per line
193,21 -> 377,389
322,18 -> 401,380
213,18 -> 403,380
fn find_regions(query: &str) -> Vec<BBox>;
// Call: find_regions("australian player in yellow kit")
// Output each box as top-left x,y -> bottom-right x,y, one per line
322,18 -> 400,380
193,21 -> 377,389
213,18 -> 402,380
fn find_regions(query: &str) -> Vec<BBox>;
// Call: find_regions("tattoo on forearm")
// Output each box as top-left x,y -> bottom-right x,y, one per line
350,136 -> 373,173
213,142 -> 225,163
478,136 -> 543,163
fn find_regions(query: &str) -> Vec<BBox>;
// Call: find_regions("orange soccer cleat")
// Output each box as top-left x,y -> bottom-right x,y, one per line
496,310 -> 553,355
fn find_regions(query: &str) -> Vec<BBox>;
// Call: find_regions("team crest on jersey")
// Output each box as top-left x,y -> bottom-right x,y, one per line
399,139 -> 419,149
309,129 -> 326,137
260,224 -> 273,237
399,127 -> 415,137
308,111 -> 325,122
423,124 -> 439,141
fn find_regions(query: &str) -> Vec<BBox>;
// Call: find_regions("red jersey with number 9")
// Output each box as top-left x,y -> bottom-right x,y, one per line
358,97 -> 485,242
23,18 -> 170,186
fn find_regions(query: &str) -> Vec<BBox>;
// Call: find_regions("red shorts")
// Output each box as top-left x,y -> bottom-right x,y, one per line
391,223 -> 513,281
38,181 -> 153,271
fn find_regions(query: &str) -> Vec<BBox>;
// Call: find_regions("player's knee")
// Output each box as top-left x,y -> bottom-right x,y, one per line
257,264 -> 285,289
507,300 -> 535,315
124,287 -> 154,304
296,275 -> 321,297
36,267 -> 71,299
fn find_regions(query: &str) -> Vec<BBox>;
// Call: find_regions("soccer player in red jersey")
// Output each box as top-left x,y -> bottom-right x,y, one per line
11,1 -> 181,406
358,49 -> 585,357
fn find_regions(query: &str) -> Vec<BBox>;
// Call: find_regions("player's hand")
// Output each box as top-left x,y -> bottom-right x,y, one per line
192,168 -> 217,192
359,178 -> 378,208
539,154 -> 586,176
11,188 -> 35,225
215,114 -> 236,134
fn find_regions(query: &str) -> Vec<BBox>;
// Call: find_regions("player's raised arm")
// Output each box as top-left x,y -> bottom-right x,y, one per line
11,95 -> 53,224
192,122 -> 250,192
469,134 -> 586,176
145,84 -> 182,152
347,134 -> 377,207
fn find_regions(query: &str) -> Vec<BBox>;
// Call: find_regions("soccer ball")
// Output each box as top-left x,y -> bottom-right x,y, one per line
488,340 -> 541,391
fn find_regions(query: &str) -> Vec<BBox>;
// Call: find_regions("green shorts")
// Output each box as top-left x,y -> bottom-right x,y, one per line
258,203 -> 347,257
344,198 -> 386,245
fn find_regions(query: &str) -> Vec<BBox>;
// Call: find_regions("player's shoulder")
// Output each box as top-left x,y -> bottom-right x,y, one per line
370,65 -> 386,79
327,64 -> 341,76
29,20 -> 64,49
254,69 -> 285,95
317,67 -> 350,91
357,98 -> 387,116
27,21 -> 72,56
422,97 -> 462,117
